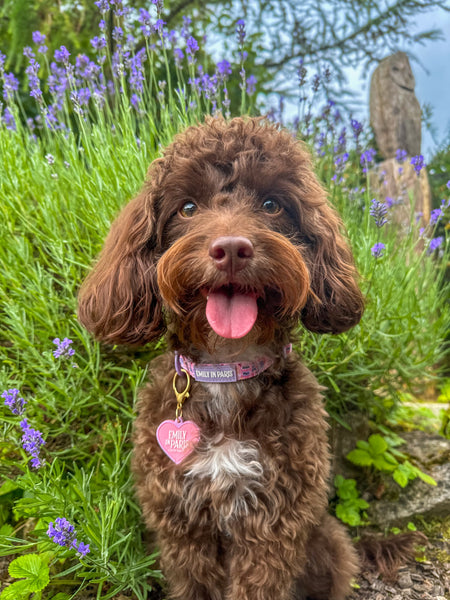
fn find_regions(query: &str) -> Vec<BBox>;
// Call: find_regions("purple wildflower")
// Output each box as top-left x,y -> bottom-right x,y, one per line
20,418 -> 45,468
181,16 -> 192,39
395,148 -> 407,163
217,59 -> 232,78
351,118 -> 363,141
0,51 -> 5,75
90,36 -> 107,52
369,199 -> 388,228
74,540 -> 90,557
2,72 -> 19,100
94,0 -> 110,13
53,337 -> 75,358
152,0 -> 164,14
410,154 -> 426,175
186,36 -> 199,57
174,47 -> 184,67
246,74 -> 257,95
446,180 -> 450,190
3,106 -> 16,130
2,389 -> 27,415
430,208 -> 443,225
23,47 -> 35,59
32,31 -> 46,45
427,236 -> 444,255
236,19 -> 246,45
371,242 -> 386,258
360,148 -> 376,172
47,518 -> 90,556
112,26 -> 124,42
54,46 -> 70,65
153,19 -> 166,33
25,59 -> 42,101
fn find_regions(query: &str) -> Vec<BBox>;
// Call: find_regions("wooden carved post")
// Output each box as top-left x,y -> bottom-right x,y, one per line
369,52 -> 431,225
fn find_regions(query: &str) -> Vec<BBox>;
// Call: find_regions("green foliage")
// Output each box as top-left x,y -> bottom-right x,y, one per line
346,432 -> 437,489
334,475 -> 369,527
0,553 -> 52,600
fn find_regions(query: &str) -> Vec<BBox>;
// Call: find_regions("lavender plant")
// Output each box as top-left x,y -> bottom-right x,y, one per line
0,2 -> 449,598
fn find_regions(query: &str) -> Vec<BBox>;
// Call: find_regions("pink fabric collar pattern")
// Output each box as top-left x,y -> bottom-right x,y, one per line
174,344 -> 292,383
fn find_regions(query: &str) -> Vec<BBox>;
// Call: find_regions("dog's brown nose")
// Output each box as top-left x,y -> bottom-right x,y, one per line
209,236 -> 254,274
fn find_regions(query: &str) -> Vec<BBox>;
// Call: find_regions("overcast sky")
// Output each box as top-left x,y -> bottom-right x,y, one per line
346,6 -> 450,158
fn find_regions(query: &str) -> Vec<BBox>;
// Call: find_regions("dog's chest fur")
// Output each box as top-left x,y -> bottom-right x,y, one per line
182,381 -> 269,525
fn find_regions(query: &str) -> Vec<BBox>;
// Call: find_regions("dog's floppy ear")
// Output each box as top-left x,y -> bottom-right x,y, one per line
300,200 -> 365,335
78,184 -> 165,346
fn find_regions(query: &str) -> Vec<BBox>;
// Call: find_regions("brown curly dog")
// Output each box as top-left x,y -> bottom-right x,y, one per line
78,116 -> 366,600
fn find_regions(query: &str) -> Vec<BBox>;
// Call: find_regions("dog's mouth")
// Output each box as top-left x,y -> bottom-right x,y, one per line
204,285 -> 258,339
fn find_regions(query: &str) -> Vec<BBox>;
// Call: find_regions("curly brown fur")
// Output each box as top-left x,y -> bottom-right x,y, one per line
79,116 -> 366,599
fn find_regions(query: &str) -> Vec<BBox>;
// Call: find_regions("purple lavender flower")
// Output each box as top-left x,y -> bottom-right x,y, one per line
20,418 -> 45,468
54,46 -> 70,65
186,36 -> 199,61
246,74 -> 256,95
369,199 -> 388,228
47,518 -> 75,546
3,106 -> 16,130
91,35 -> 106,52
351,118 -> 363,141
74,540 -> 90,557
395,148 -> 407,163
430,208 -> 443,225
53,337 -> 75,358
410,154 -> 426,175
181,16 -> 192,40
47,518 -> 90,556
23,47 -> 35,59
0,51 -> 5,75
25,59 -> 42,101
153,19 -> 166,34
371,242 -> 386,258
446,180 -> 450,190
236,19 -> 246,45
94,0 -> 110,13
385,196 -> 394,209
2,389 -> 27,415
427,236 -> 444,255
360,148 -> 376,172
174,47 -> 184,67
2,72 -> 19,100
217,59 -> 231,78
112,26 -> 124,42
32,31 -> 46,45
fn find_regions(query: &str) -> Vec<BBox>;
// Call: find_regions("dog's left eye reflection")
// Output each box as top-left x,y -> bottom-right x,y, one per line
262,198 -> 281,214
179,201 -> 198,218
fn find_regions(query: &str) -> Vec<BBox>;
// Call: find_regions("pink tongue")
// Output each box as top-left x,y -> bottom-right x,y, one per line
206,290 -> 258,339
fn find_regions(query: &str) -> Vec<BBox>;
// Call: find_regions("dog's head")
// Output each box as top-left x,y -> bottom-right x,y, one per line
78,117 -> 364,350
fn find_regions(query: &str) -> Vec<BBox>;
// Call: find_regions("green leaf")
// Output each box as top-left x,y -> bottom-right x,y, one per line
336,478 -> 358,500
416,470 -> 437,486
393,467 -> 409,488
336,504 -> 362,527
8,554 -> 50,592
346,449 -> 373,466
407,522 -> 417,531
0,579 -> 31,600
368,434 -> 388,455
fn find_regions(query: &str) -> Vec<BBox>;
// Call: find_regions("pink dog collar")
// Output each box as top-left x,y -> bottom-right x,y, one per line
174,344 -> 292,383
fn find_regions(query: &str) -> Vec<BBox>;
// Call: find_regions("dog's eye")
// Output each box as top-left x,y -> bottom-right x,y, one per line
179,201 -> 198,218
262,198 -> 281,215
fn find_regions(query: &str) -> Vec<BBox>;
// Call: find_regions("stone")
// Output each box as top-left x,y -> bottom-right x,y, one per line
369,432 -> 450,526
370,52 -> 422,159
369,157 -> 431,226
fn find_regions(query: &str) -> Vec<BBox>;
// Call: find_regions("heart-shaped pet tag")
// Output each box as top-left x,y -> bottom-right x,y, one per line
156,418 -> 200,464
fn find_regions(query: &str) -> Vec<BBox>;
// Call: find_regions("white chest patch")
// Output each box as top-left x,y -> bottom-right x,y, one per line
186,437 -> 263,482
185,437 -> 265,521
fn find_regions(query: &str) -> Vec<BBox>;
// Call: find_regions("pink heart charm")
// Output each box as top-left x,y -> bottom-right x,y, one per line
156,419 -> 200,465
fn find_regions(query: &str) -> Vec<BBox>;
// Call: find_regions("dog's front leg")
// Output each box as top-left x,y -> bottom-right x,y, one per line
157,518 -> 226,600
225,514 -> 309,600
